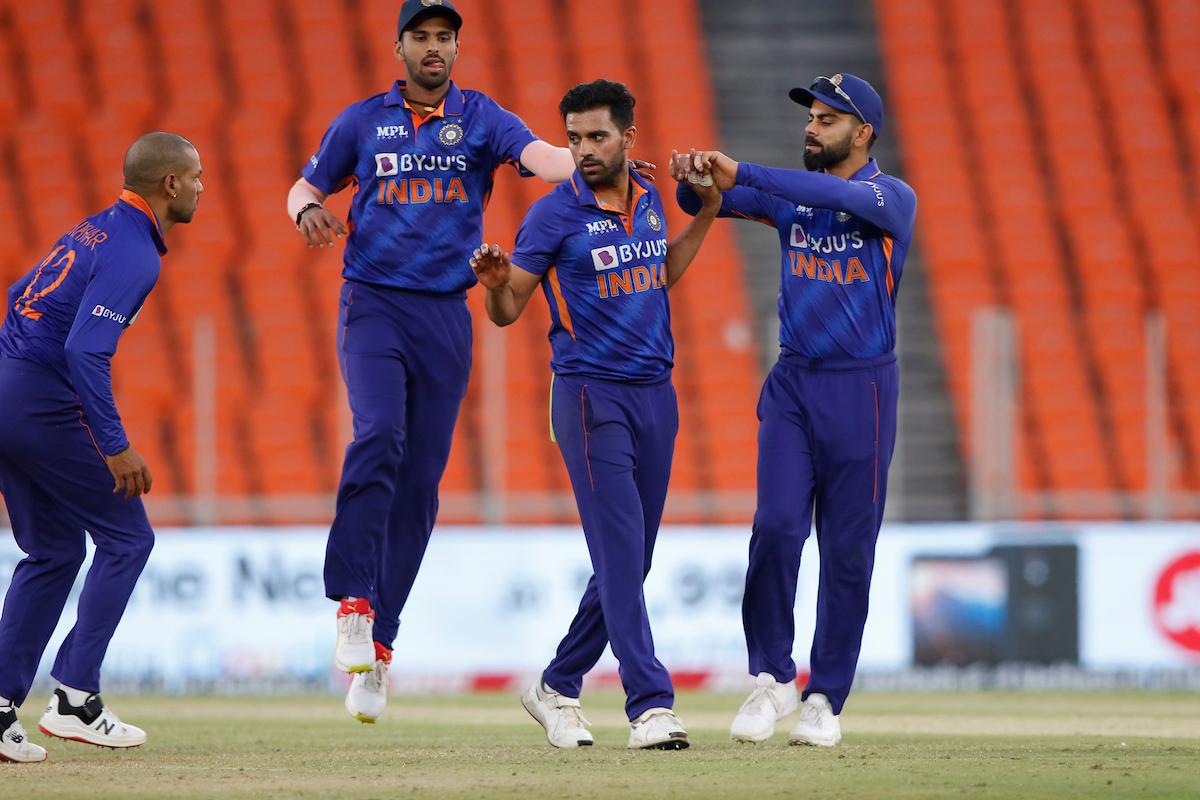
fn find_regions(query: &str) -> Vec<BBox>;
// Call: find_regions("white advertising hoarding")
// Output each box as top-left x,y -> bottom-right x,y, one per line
0,523 -> 1197,686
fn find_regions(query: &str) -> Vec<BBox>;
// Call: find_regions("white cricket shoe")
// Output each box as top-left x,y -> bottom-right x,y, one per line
627,707 -> 689,750
346,643 -> 391,724
335,597 -> 376,673
0,707 -> 47,763
38,690 -> 146,749
788,692 -> 842,747
521,681 -> 593,748
730,672 -> 799,742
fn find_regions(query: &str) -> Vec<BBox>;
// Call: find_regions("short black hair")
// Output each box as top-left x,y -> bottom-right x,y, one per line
559,80 -> 635,131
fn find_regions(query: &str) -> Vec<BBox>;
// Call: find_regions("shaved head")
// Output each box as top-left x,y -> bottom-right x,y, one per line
123,132 -> 197,195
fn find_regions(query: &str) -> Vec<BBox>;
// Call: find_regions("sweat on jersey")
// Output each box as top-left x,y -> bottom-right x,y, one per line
0,190 -> 166,455
302,80 -> 538,295
678,158 -> 916,360
512,169 -> 673,384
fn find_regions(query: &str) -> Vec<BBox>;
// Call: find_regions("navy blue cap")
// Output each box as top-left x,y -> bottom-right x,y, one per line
789,73 -> 884,138
397,0 -> 462,37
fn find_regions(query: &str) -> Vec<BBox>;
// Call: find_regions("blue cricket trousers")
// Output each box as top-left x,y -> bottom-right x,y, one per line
742,351 -> 898,715
541,373 -> 678,720
0,358 -> 154,705
323,280 -> 472,649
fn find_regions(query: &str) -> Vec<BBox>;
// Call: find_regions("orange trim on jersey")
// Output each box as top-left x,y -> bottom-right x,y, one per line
881,235 -> 895,299
118,189 -> 159,228
732,209 -> 774,227
408,98 -> 447,132
547,265 -> 574,338
595,178 -> 648,236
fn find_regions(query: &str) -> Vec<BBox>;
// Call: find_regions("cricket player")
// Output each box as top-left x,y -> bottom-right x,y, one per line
677,74 -> 917,746
470,80 -> 721,750
285,0 -> 653,723
0,132 -> 202,761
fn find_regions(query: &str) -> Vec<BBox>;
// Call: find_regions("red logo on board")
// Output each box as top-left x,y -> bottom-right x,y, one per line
1153,552 -> 1200,654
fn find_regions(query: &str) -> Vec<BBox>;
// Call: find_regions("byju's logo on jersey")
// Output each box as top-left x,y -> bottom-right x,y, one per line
591,245 -> 619,271
586,219 -> 620,236
376,125 -> 409,140
376,153 -> 399,177
790,223 -> 807,248
91,305 -> 128,325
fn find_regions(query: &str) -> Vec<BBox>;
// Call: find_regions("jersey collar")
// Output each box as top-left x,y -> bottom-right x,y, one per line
118,189 -> 168,255
385,80 -> 465,117
850,158 -> 882,181
567,166 -> 651,212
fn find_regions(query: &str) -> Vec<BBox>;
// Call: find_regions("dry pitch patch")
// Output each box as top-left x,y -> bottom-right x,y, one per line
2,691 -> 1197,799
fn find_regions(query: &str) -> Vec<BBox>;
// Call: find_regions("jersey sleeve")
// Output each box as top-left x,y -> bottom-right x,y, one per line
486,99 -> 539,172
301,102 -> 361,195
63,253 -> 160,456
736,162 -> 917,239
675,182 -> 788,227
510,197 -> 562,277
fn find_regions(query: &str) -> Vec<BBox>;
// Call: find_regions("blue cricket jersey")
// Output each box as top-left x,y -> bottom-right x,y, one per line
302,80 -> 538,295
511,170 -> 673,383
678,158 -> 917,360
0,190 -> 166,455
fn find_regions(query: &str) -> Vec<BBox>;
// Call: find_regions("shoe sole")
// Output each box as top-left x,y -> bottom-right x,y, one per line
788,736 -> 840,747
635,736 -> 690,751
38,724 -> 144,750
730,732 -> 770,743
352,713 -> 378,724
334,660 -> 375,674
0,750 -> 48,763
520,692 -> 593,748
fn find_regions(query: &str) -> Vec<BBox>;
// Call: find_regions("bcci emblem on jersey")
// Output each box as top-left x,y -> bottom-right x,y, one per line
646,208 -> 663,232
439,123 -> 465,147
375,153 -> 399,177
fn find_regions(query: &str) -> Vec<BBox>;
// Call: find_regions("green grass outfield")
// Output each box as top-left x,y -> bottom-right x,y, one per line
3,691 -> 1198,799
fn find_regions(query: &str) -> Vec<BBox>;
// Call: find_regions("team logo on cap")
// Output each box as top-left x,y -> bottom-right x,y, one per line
438,123 -> 465,147
830,73 -> 844,86
375,153 -> 399,177
646,208 -> 663,232
421,0 -> 445,6
836,211 -> 852,223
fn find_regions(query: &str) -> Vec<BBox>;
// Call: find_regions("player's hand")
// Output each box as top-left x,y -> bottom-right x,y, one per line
630,158 -> 657,183
297,206 -> 348,249
105,446 -> 153,500
692,151 -> 739,192
668,150 -> 693,183
471,243 -> 512,290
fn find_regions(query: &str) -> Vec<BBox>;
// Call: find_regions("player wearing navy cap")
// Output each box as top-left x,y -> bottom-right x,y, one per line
0,132 -> 203,761
470,80 -> 721,750
285,0 -> 651,724
677,73 -> 917,746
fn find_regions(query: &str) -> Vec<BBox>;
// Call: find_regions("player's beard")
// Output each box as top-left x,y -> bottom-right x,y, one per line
405,55 -> 452,92
578,155 -> 626,188
803,132 -> 853,171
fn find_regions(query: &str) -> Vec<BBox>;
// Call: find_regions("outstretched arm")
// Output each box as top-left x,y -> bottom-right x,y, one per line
696,151 -> 913,237
472,243 -> 542,326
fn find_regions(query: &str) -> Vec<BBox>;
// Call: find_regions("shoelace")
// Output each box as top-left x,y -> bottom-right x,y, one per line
637,710 -> 680,730
342,613 -> 371,642
362,661 -> 388,693
738,685 -> 780,717
552,696 -> 591,729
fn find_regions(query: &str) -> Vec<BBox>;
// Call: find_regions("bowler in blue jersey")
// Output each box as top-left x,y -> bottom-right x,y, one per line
677,73 -> 917,747
285,0 -> 652,724
470,80 -> 721,750
0,133 -> 203,761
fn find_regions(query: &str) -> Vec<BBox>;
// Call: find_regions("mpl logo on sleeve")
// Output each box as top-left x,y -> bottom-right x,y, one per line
375,153 -> 399,177
591,245 -> 619,271
1153,551 -> 1200,653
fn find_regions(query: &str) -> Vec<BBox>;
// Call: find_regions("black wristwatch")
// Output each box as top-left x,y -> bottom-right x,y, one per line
295,202 -> 323,227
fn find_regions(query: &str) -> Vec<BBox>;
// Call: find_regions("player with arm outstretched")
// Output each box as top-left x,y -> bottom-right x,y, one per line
471,80 -> 721,750
0,133 -> 203,761
285,0 -> 655,725
676,73 -> 917,747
